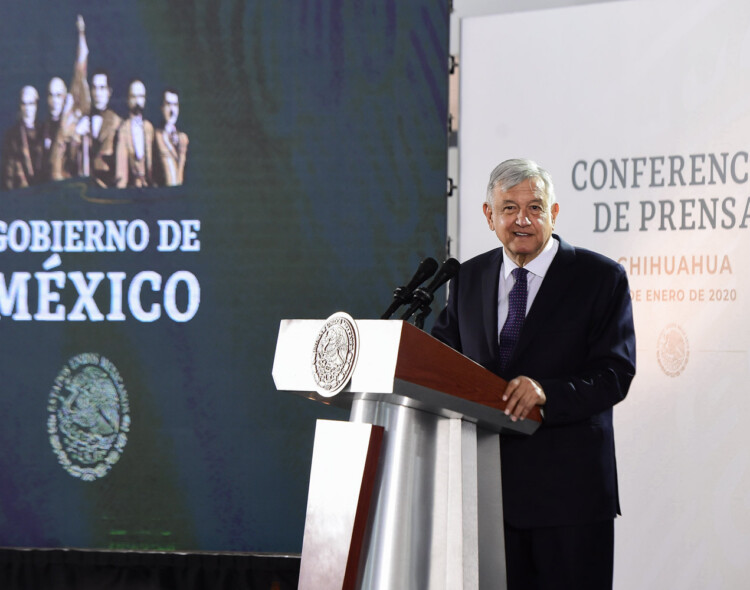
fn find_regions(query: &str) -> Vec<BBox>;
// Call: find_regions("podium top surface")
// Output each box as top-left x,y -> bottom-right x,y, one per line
272,318 -> 541,435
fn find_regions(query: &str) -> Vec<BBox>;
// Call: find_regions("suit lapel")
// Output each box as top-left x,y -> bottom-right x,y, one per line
123,119 -> 135,155
512,236 -> 576,362
159,130 -> 179,160
482,248 -> 503,356
20,124 -> 35,180
145,121 -> 153,169
94,112 -> 118,152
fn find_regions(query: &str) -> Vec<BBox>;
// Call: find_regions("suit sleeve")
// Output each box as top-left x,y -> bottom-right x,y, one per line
537,263 -> 636,426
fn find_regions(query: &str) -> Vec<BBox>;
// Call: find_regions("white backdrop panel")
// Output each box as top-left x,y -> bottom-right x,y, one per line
459,1 -> 750,587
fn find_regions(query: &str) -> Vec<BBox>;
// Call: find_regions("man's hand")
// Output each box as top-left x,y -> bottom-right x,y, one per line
502,376 -> 546,422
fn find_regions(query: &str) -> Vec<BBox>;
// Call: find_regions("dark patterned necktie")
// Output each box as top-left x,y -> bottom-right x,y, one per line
499,267 -> 528,370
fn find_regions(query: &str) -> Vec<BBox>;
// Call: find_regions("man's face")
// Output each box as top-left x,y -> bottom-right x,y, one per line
483,179 -> 559,266
162,91 -> 179,126
20,87 -> 38,127
92,74 -> 111,111
48,77 -> 66,120
128,81 -> 146,115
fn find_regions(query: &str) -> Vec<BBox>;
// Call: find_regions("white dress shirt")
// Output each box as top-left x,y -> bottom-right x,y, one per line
131,116 -> 145,161
496,237 -> 559,338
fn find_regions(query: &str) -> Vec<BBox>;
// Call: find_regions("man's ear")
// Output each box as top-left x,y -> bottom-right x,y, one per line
483,202 -> 494,230
551,202 -> 560,227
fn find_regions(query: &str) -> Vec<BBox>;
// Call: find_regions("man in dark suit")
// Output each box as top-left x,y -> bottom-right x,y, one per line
39,77 -> 67,182
86,70 -> 122,187
1,86 -> 43,190
432,158 -> 636,589
115,79 -> 153,188
153,88 -> 188,186
47,18 -> 121,187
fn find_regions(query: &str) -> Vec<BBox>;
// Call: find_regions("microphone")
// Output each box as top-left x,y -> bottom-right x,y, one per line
401,257 -> 460,324
381,257 -> 439,319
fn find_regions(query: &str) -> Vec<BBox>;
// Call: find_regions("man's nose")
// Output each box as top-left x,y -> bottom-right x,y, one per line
515,212 -> 531,226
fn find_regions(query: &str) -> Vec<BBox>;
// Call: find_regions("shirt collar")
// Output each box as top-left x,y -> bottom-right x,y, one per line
501,235 -> 559,280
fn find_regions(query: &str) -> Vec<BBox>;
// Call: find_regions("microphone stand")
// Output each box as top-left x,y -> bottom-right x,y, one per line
401,258 -> 460,329
381,258 -> 438,319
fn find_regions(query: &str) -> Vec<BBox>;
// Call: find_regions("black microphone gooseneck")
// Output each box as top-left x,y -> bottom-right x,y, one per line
381,257 -> 439,319
401,258 -> 460,328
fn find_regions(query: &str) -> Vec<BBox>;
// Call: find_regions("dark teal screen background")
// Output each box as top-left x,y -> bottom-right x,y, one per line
0,1 -> 448,552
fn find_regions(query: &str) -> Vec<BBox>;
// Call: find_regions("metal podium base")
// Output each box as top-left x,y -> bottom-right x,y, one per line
349,396 -> 507,590
272,319 -> 536,589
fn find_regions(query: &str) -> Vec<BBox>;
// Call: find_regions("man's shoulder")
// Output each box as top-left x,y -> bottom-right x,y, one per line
117,116 -> 153,130
3,121 -> 22,143
558,239 -> 627,284
3,122 -> 37,150
154,128 -> 174,147
103,110 -> 122,125
459,247 -> 502,273
569,244 -> 623,272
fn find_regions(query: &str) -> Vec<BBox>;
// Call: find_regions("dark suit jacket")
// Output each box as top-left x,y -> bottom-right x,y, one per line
91,109 -> 122,187
1,121 -> 43,190
115,116 -> 154,188
153,127 -> 188,186
432,235 -> 636,529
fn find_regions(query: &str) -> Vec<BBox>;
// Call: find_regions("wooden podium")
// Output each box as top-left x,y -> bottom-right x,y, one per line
272,317 -> 541,590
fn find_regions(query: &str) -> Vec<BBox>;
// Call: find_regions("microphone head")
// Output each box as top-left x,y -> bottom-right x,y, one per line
425,258 -> 460,293
404,257 -> 439,292
400,258 -> 459,322
441,257 -> 460,278
381,257 -> 439,319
